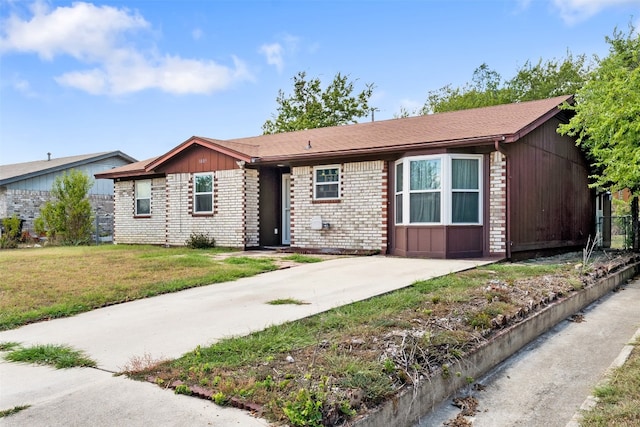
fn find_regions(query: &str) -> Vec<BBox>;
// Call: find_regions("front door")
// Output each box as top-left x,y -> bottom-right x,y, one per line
282,174 -> 291,245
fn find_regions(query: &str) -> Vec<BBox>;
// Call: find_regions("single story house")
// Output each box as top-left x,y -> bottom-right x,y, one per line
96,95 -> 594,259
0,151 -> 137,236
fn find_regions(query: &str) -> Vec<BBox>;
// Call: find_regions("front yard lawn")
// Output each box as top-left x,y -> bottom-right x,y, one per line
0,245 -> 280,330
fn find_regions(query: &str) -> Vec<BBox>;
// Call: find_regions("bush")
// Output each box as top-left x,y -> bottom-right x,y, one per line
38,170 -> 94,246
0,215 -> 22,249
185,233 -> 216,249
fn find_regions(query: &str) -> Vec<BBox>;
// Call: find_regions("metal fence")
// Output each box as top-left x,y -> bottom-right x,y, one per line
597,215 -> 632,250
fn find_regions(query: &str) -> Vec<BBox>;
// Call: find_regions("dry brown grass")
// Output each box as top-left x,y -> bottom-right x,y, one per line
0,245 -> 279,330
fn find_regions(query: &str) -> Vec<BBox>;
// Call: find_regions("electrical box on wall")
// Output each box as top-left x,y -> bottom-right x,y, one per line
310,216 -> 323,230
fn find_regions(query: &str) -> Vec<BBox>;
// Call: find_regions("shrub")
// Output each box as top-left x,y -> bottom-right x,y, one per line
185,233 -> 216,249
0,215 -> 22,249
38,170 -> 94,245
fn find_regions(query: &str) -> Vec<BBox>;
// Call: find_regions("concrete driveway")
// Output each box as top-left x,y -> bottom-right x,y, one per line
0,255 -> 489,426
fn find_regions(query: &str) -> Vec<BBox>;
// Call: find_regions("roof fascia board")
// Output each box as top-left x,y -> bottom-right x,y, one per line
503,107 -> 568,144
253,135 -> 504,164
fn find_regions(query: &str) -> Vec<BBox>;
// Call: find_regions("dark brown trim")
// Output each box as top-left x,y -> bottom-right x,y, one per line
312,199 -> 341,204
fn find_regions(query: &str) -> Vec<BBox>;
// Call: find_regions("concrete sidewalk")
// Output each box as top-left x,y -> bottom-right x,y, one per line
0,255 -> 488,426
418,275 -> 640,427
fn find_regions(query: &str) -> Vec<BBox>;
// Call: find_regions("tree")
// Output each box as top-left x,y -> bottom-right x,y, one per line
35,170 -> 94,245
419,55 -> 590,114
423,64 -> 508,114
262,71 -> 375,134
558,25 -> 640,251
505,53 -> 590,102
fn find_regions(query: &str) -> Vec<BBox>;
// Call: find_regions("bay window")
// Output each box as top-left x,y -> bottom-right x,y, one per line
395,155 -> 482,225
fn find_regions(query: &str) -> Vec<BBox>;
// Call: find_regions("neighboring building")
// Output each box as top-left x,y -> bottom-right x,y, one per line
96,96 -> 594,259
0,151 -> 137,236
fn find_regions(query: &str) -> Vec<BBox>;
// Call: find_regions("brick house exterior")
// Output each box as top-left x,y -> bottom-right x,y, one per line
0,152 -> 137,236
96,96 -> 594,259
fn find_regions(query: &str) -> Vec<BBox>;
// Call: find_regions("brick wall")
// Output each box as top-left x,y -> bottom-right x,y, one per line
291,161 -> 387,252
113,169 -> 256,248
1,188 -> 114,235
114,178 -> 166,244
489,151 -> 507,255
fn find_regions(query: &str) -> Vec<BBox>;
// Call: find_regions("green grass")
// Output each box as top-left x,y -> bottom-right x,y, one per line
580,338 -> 640,426
0,405 -> 31,418
281,254 -> 323,263
0,245 -> 281,330
0,341 -> 21,351
4,344 -> 97,369
267,298 -> 309,305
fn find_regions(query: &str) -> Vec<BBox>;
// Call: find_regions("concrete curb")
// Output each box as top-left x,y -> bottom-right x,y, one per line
353,262 -> 640,427
565,325 -> 640,427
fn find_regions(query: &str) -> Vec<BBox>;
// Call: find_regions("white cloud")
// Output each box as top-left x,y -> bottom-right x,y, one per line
0,1 -> 149,61
259,33 -> 301,72
0,1 -> 253,96
12,76 -> 37,97
551,0 -> 640,24
192,28 -> 203,41
259,42 -> 284,72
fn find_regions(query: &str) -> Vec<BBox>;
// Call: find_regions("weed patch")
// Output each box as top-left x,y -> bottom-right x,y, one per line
0,341 -> 21,351
267,298 -> 308,305
0,405 -> 31,418
4,344 -> 96,369
281,254 -> 323,263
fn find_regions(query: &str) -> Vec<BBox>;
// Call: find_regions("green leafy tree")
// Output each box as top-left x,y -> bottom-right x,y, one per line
422,64 -> 508,114
262,71 -> 375,134
36,170 -> 94,245
558,25 -> 640,251
419,55 -> 590,114
505,53 -> 591,102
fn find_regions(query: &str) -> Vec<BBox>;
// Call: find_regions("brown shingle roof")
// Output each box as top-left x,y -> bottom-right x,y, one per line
97,95 -> 572,178
215,95 -> 573,162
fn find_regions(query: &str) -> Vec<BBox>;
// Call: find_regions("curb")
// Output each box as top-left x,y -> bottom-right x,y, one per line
565,323 -> 640,427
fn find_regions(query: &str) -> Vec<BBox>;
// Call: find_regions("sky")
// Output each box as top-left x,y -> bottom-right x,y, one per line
1,0 -> 639,165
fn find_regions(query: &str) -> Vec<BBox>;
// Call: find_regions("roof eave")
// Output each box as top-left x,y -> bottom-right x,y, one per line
252,135 -> 506,164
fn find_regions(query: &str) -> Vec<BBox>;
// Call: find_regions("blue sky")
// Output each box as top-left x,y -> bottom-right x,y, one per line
1,0 -> 639,165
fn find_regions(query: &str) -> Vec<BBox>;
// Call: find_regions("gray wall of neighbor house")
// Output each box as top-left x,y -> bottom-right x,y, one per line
0,158 -> 132,236
0,188 -> 114,236
3,159 -> 126,195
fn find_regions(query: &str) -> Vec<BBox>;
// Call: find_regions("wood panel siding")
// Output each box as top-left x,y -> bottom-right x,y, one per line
157,145 -> 239,174
392,226 -> 446,258
446,226 -> 484,258
505,118 -> 593,255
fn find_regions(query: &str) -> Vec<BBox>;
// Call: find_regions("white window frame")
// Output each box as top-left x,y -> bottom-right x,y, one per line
394,162 -> 403,225
313,165 -> 340,200
193,172 -> 214,214
395,154 -> 483,225
135,180 -> 151,216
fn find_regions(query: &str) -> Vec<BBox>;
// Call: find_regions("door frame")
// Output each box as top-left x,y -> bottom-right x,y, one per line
281,173 -> 291,245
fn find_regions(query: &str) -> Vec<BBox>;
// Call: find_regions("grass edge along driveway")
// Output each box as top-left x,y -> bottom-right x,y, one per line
0,245 -> 318,331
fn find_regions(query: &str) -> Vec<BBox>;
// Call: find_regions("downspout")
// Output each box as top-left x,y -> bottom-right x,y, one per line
494,137 -> 511,259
